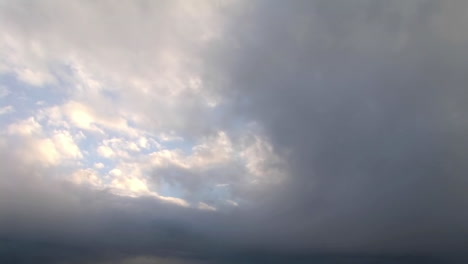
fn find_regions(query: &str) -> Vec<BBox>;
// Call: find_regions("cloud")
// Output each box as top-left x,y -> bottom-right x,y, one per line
197,202 -> 217,212
0,105 -> 13,115
203,0 -> 468,256
7,117 -> 42,135
97,145 -> 115,159
5,118 -> 82,166
94,162 -> 105,169
1,0 -> 468,263
51,130 -> 83,159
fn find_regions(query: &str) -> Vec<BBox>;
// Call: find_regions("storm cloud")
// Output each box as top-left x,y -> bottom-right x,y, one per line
1,0 -> 468,263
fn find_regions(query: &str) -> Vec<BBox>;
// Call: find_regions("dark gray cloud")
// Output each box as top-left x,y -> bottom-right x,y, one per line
206,0 -> 468,258
2,0 -> 468,263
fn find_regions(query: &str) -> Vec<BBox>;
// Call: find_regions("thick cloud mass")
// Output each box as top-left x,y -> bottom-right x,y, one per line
1,1 -> 468,263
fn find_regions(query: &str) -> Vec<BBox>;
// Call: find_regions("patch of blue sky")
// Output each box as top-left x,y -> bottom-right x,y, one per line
159,139 -> 192,153
79,136 -> 118,170
100,88 -> 120,101
0,73 -> 68,119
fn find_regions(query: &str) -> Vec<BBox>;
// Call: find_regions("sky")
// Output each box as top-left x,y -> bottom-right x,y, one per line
1,0 -> 468,263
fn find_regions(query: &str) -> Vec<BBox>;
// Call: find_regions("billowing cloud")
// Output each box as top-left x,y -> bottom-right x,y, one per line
1,0 -> 468,263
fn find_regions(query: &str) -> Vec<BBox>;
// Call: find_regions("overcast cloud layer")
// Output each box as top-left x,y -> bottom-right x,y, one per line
1,1 -> 468,263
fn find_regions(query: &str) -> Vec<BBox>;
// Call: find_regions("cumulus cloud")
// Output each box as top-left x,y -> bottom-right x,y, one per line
1,0 -> 468,263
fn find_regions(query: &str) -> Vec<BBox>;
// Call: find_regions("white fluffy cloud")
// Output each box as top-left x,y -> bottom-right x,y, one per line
5,118 -> 82,166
